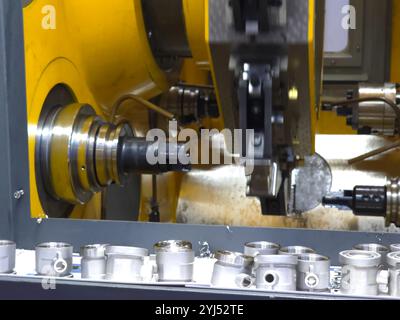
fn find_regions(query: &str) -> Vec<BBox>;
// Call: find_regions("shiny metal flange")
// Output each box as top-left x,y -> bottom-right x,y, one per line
37,102 -> 133,205
154,240 -> 193,253
213,250 -> 253,268
386,178 -> 400,227
353,243 -> 389,265
244,241 -> 280,257
279,246 -> 316,256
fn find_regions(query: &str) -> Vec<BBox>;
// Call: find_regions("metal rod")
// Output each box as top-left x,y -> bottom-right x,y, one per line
348,140 -> 400,165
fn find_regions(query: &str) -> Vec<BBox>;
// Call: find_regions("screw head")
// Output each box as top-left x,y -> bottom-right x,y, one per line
13,190 -> 24,200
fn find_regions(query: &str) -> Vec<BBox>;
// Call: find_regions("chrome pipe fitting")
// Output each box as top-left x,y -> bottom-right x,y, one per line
339,250 -> 381,296
297,253 -> 330,292
105,246 -> 148,282
386,252 -> 400,297
35,242 -> 73,277
211,251 -> 253,288
0,240 -> 16,274
353,243 -> 389,266
254,255 -> 297,291
244,241 -> 280,257
80,244 -> 108,280
154,240 -> 194,282
390,244 -> 400,252
279,246 -> 316,256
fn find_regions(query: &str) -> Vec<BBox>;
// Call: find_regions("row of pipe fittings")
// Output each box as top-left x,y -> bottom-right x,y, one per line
1,239 -> 400,298
80,240 -> 195,282
211,242 -> 331,292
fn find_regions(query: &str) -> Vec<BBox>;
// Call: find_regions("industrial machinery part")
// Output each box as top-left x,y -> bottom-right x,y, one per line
164,85 -> 219,125
325,83 -> 400,136
0,241 -> 16,274
339,250 -> 381,296
207,0 -> 325,215
353,244 -> 389,267
35,242 -> 73,277
244,241 -> 280,257
80,244 -> 108,280
322,178 -> 400,227
279,246 -> 316,256
36,102 -> 190,217
211,251 -> 253,288
254,255 -> 297,291
391,244 -> 400,252
289,153 -> 333,213
386,252 -> 400,297
234,273 -> 255,289
154,240 -> 194,282
297,254 -> 330,292
105,246 -> 148,282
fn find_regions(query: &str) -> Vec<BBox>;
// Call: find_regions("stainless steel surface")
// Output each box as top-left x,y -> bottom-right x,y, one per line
290,153 -> 332,213
297,254 -> 330,292
213,251 -> 253,268
254,255 -> 297,291
279,246 -> 316,256
211,251 -> 253,288
390,244 -> 400,252
0,241 -> 15,274
386,178 -> 400,227
244,241 -> 280,257
105,246 -> 148,282
353,243 -> 389,266
355,83 -> 398,135
36,102 -> 131,207
154,240 -> 194,282
339,250 -> 381,296
386,252 -> 400,297
80,244 -> 108,280
35,242 -> 73,277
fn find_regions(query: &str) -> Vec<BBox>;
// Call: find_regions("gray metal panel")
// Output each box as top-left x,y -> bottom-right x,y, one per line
0,0 -> 30,240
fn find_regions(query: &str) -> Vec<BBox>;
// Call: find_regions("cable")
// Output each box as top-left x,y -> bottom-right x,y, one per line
323,97 -> 400,122
110,94 -> 175,123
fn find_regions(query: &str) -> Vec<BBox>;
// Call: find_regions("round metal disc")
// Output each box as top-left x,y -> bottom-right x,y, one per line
291,153 -> 332,213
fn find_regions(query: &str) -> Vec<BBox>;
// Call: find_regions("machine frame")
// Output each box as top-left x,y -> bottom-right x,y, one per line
1,0 -> 400,299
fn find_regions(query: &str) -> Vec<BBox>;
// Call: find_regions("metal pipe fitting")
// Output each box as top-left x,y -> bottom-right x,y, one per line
244,241 -> 280,257
154,240 -> 194,282
279,246 -> 316,256
353,243 -> 389,266
80,244 -> 108,280
390,244 -> 400,252
297,253 -> 330,292
105,246 -> 148,282
254,255 -> 297,291
387,251 -> 400,297
0,240 -> 16,274
339,250 -> 381,296
35,242 -> 73,277
211,251 -> 253,288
